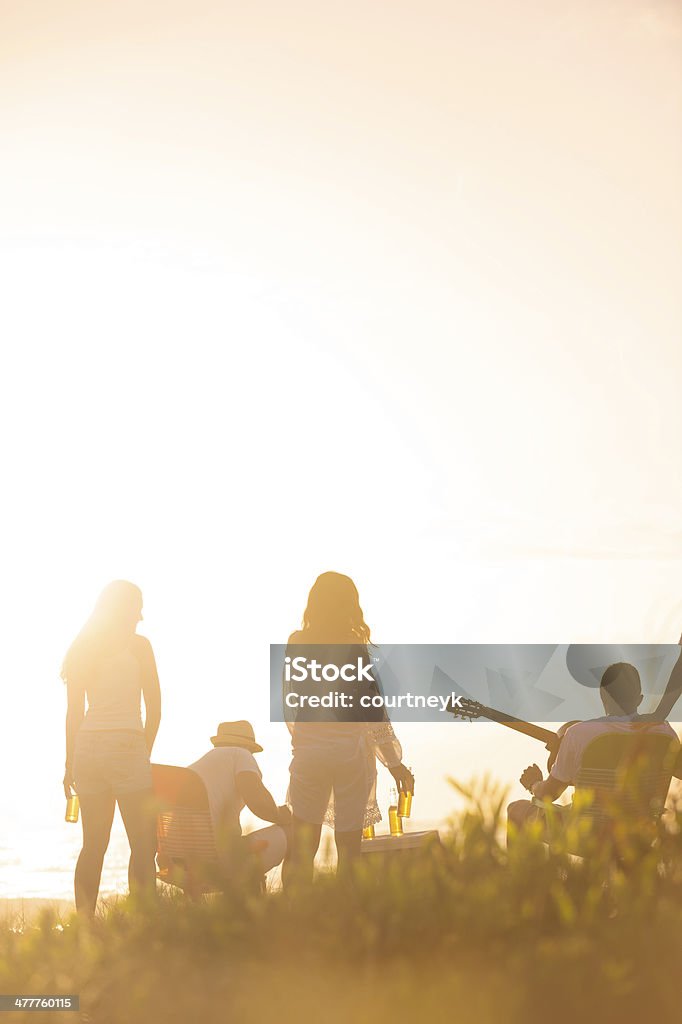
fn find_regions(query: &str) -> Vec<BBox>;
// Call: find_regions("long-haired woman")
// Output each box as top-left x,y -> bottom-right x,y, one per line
281,571 -> 413,886
61,580 -> 161,915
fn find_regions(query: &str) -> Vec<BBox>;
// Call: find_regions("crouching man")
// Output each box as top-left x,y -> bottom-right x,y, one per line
189,720 -> 290,880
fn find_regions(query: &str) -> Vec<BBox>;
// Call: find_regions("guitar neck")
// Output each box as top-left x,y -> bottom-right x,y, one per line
473,706 -> 558,746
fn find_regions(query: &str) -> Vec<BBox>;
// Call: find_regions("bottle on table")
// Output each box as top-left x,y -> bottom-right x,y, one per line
388,787 -> 403,836
362,824 -> 375,840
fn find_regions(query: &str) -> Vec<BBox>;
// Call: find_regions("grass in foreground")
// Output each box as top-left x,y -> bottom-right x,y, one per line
2,779 -> 682,1024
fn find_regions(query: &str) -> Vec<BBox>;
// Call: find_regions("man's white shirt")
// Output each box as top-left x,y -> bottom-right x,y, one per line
550,714 -> 679,786
188,746 -> 262,839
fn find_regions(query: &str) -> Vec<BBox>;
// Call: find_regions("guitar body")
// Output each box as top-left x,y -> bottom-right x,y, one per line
674,746 -> 682,781
545,721 -> 580,771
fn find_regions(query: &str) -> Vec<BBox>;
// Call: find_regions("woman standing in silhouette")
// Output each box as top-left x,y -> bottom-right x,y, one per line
61,580 -> 161,915
282,572 -> 413,886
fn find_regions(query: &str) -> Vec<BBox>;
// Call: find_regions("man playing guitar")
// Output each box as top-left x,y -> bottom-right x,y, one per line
507,658 -> 680,840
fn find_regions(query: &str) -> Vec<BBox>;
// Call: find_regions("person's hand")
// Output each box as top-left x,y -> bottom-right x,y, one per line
63,767 -> 75,800
520,764 -> 543,792
388,763 -> 415,794
276,804 -> 292,829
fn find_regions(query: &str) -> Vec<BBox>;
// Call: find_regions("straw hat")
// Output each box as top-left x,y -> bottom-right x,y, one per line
210,720 -> 263,753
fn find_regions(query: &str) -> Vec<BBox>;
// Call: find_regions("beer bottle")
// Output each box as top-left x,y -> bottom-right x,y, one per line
388,787 -> 403,836
398,773 -> 413,818
65,794 -> 80,824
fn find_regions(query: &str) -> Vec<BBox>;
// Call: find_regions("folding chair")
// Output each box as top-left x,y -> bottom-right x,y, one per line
151,764 -> 222,899
151,764 -> 269,899
565,732 -> 678,861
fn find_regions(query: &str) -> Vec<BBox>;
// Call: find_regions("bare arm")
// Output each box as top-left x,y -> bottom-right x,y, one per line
139,637 -> 161,755
363,652 -> 414,792
654,640 -> 682,720
520,764 -> 568,802
533,776 -> 567,801
236,772 -> 289,826
64,680 -> 85,797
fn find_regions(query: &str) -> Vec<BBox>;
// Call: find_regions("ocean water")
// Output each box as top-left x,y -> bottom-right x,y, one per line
0,814 -> 443,902
0,821 -> 132,901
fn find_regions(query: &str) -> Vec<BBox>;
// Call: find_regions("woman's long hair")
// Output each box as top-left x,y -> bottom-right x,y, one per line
297,572 -> 371,644
61,580 -> 143,683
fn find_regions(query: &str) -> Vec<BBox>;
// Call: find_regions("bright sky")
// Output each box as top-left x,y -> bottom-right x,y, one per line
0,2 -> 681,884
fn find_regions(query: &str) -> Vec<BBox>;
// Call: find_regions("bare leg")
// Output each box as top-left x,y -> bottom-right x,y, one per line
506,799 -> 541,846
281,816 -> 322,890
118,789 -> 157,903
334,829 -> 362,878
75,792 -> 116,916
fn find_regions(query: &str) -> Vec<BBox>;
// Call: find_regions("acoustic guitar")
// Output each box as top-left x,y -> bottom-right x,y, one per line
447,697 -> 682,778
448,697 -> 575,770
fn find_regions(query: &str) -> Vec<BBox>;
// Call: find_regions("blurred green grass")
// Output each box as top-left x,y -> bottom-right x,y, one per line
3,779 -> 681,1024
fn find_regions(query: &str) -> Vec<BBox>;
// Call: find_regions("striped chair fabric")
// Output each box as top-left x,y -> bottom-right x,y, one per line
573,732 -> 678,831
151,764 -> 220,890
156,807 -> 218,863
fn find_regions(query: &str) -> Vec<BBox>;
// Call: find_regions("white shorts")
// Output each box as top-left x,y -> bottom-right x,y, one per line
289,743 -> 374,833
73,729 -> 152,798
244,825 -> 288,873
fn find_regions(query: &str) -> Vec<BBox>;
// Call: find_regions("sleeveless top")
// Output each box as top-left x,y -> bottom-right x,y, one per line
80,644 -> 144,732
